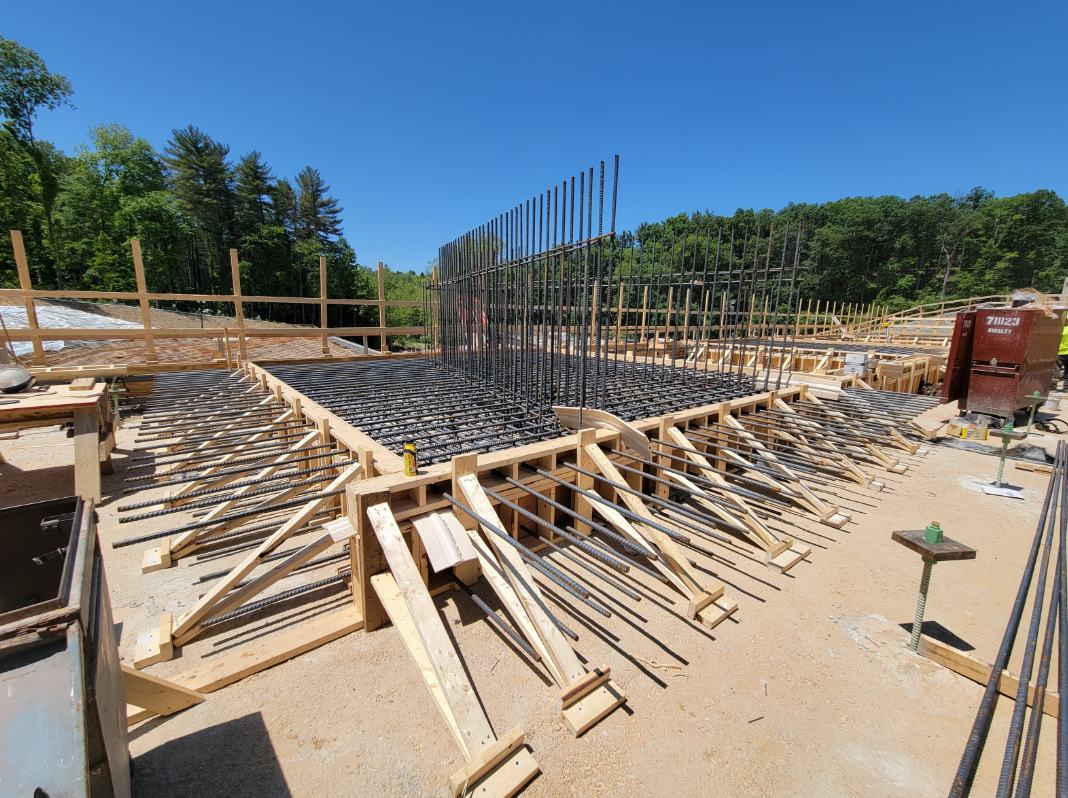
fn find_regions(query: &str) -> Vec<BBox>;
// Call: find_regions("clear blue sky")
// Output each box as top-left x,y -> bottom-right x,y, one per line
6,2 -> 1066,273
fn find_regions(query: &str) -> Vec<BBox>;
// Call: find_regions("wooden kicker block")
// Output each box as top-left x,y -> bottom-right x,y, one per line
695,596 -> 738,630
821,512 -> 851,529
70,377 -> 99,390
870,480 -> 886,492
141,538 -> 172,573
556,665 -> 627,737
448,727 -> 538,798
765,544 -> 811,574
132,612 -> 173,669
685,588 -> 723,620
888,463 -> 909,474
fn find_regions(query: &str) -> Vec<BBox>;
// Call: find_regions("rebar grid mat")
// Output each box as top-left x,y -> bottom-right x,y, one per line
427,155 -> 806,415
267,360 -> 565,465
266,359 -> 759,466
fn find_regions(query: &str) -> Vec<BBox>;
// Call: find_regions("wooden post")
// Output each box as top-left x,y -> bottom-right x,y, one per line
349,488 -> 390,632
229,249 -> 247,363
451,453 -> 479,530
573,429 -> 597,534
698,291 -> 710,361
377,261 -> 386,353
655,416 -> 674,500
130,239 -> 158,364
10,230 -> 46,366
320,255 -> 330,355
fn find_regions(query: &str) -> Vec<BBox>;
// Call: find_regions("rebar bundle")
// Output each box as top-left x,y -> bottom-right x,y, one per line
949,440 -> 1067,797
428,156 -> 806,419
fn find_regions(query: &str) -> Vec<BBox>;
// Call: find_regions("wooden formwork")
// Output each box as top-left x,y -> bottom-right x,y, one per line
116,359 -> 926,794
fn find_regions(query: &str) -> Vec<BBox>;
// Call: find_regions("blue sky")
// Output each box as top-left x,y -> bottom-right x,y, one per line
5,2 -> 1065,273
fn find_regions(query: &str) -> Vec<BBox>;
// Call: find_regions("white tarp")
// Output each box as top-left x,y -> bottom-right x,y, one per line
0,304 -> 143,357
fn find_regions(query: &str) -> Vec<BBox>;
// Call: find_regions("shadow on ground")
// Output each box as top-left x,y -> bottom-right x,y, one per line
132,712 -> 290,798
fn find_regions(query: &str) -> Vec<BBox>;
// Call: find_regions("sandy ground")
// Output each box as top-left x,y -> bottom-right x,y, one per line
1,402 -> 1064,798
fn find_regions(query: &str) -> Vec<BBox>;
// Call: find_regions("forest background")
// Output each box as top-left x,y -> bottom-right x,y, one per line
2,36 -> 1065,350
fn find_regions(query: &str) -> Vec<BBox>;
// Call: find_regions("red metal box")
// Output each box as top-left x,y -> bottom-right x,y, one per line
962,308 -> 1060,418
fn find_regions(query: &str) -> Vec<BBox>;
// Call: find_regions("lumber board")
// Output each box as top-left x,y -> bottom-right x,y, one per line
127,607 -> 363,724
171,428 -> 322,550
461,747 -> 540,798
367,503 -> 496,758
372,572 -> 476,758
122,664 -> 205,722
194,532 -> 339,631
916,634 -> 1059,719
252,364 -> 404,472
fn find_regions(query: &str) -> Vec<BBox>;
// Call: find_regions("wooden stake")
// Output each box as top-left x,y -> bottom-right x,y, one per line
131,239 -> 158,364
320,255 -> 330,355
229,248 -> 247,362
10,230 -> 45,366
377,261 -> 387,352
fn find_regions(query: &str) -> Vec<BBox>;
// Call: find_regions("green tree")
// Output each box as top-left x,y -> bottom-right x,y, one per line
163,125 -> 235,293
235,150 -> 274,227
295,166 -> 342,244
0,37 -> 76,288
0,36 -> 73,145
58,123 -> 172,291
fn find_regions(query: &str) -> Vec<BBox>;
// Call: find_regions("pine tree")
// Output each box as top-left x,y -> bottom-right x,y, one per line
235,150 -> 274,225
271,177 -> 297,234
295,166 -> 342,244
163,125 -> 235,292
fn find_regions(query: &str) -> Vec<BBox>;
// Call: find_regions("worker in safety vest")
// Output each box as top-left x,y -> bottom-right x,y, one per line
1057,312 -> 1068,389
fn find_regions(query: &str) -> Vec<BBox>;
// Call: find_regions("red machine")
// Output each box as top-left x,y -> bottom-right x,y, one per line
942,307 -> 1061,419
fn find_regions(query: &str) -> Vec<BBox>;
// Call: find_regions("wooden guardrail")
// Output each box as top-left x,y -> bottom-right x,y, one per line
2,231 -> 430,369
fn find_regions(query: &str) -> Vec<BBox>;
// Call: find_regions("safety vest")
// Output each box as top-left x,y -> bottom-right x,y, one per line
1060,324 -> 1068,355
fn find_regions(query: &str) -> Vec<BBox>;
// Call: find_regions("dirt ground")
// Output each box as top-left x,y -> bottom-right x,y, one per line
1,399 -> 1063,797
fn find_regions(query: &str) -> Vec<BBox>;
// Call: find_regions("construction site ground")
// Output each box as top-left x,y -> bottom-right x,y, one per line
1,400 -> 1062,797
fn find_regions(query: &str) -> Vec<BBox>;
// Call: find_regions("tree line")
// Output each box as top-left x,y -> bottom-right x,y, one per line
0,35 -> 427,346
634,187 -> 1068,314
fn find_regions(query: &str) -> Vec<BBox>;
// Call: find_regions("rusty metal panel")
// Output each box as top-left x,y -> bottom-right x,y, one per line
941,311 -> 976,403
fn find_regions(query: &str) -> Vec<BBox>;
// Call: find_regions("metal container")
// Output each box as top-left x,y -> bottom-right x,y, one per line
962,308 -> 1061,419
0,498 -> 130,798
